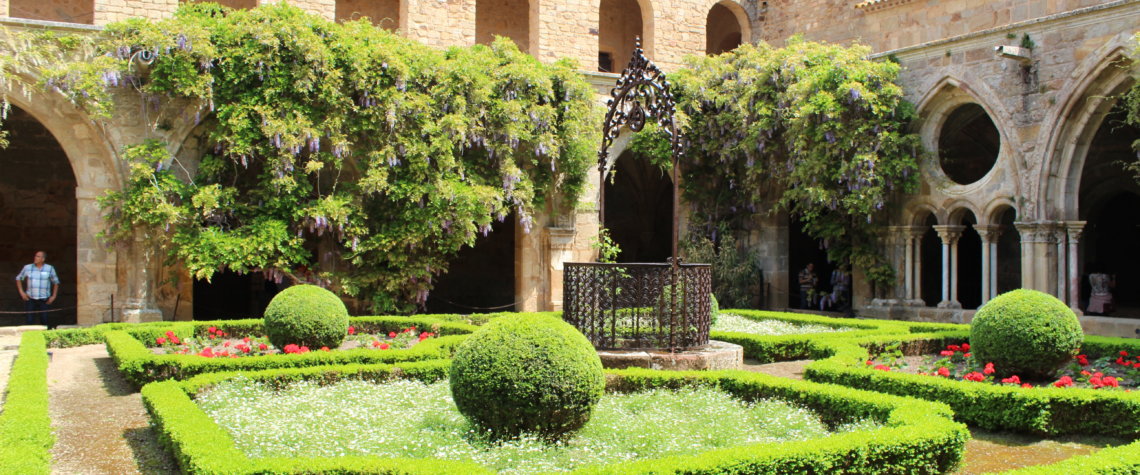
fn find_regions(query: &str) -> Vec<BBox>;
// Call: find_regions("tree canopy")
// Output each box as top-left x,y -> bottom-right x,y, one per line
636,38 -> 921,288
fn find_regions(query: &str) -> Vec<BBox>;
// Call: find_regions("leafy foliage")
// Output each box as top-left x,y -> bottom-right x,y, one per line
42,4 -> 596,312
681,230 -> 759,309
262,284 -> 349,349
636,38 -> 921,288
1123,33 -> 1140,182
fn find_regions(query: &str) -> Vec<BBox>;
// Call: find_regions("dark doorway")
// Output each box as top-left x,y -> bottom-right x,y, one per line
0,106 -> 77,326
995,208 -> 1021,295
1078,99 -> 1140,317
920,214 -> 941,307
603,150 -> 672,263
193,271 -> 280,320
425,217 -> 516,314
787,218 -> 835,310
957,213 -> 982,310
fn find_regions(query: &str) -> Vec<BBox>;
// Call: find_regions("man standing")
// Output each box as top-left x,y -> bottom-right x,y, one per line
16,251 -> 60,328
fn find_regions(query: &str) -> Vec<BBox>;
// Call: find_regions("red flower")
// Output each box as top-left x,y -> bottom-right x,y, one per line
171,336 -> 181,345
1021,383 -> 1032,388
284,344 -> 300,354
1054,376 -> 1074,388
243,337 -> 251,343
865,360 -> 873,365
258,343 -> 268,351
321,346 -> 330,352
379,343 -> 390,350
347,326 -> 355,335
223,341 -> 232,348
937,367 -> 950,377
165,331 -> 175,338
983,363 -> 995,375
1132,362 -> 1140,369
1117,357 -> 1128,365
156,337 -> 167,345
963,352 -> 972,358
208,326 -> 217,334
940,350 -> 955,357
208,334 -> 216,340
961,343 -> 970,351
1001,375 -> 1021,385
1121,351 -> 1130,357
372,341 -> 381,347
1081,370 -> 1091,376
947,345 -> 961,352
1076,354 -> 1089,366
963,372 -> 985,382
389,332 -> 397,338
199,347 -> 214,358
240,345 -> 250,354
1103,377 -> 1120,388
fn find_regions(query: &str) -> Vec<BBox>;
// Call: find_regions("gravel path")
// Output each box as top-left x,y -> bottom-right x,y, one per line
47,344 -> 177,474
741,358 -> 810,380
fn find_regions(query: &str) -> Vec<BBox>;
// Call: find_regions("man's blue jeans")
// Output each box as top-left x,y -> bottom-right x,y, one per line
25,298 -> 49,327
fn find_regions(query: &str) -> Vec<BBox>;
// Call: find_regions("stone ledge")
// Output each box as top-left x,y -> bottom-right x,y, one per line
597,340 -> 743,371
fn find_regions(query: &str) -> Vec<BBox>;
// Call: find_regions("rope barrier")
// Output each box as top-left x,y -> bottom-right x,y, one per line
434,298 -> 521,311
0,300 -> 114,315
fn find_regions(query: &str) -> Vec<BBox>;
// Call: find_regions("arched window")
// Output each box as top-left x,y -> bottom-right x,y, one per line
598,0 -> 645,72
938,103 -> 1000,185
706,1 -> 747,55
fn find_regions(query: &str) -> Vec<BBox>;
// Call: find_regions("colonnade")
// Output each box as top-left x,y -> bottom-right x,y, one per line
891,220 -> 1087,312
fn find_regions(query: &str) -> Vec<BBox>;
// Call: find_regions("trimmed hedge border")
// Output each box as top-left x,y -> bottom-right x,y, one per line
142,362 -> 968,474
106,316 -> 482,386
0,331 -> 53,474
803,331 -> 1140,438
711,309 -> 916,363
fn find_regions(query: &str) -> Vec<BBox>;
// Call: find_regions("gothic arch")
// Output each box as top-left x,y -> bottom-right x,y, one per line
1038,37 -> 1137,221
703,0 -> 751,55
0,79 -> 122,326
982,197 -> 1017,226
902,199 -> 940,226
945,201 -> 981,226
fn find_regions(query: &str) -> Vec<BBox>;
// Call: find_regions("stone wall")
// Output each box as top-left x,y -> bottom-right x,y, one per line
335,0 -> 399,29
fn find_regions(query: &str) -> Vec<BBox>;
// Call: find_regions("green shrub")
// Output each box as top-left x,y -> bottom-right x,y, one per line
0,332 -> 53,474
263,285 -> 349,350
710,293 -> 720,325
449,314 -> 604,441
970,289 -> 1083,379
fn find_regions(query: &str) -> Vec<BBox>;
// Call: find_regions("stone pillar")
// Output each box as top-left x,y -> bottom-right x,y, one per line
119,233 -> 163,323
1065,221 -> 1086,313
903,228 -> 915,300
1055,226 -> 1067,302
546,226 -> 576,311
974,224 -> 1001,305
932,225 -> 964,309
1014,221 -> 1058,294
910,227 -> 925,305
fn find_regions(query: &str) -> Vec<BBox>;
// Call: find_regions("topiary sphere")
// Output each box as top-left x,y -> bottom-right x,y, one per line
263,285 -> 349,350
449,314 -> 605,441
970,289 -> 1083,380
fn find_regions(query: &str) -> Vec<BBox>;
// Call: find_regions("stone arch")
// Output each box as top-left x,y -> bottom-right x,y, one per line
598,0 -> 654,72
704,0 -> 750,55
1038,38 -> 1137,221
982,197 -> 1017,226
914,77 -> 1018,193
945,201 -> 980,226
476,0 -> 535,54
902,199 -> 940,226
0,81 -> 121,326
336,0 -> 407,32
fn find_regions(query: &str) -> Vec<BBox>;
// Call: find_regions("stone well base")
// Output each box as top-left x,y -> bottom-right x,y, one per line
596,340 -> 743,371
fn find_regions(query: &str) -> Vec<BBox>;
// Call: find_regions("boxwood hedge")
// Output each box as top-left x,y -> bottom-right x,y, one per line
141,361 -> 968,474
0,332 -> 53,474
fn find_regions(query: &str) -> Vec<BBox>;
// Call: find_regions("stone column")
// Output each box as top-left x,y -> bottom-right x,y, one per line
907,226 -> 927,305
546,226 -> 576,311
1014,221 -> 1059,294
1065,221 -> 1086,313
119,232 -> 164,323
932,225 -> 964,309
904,229 -> 915,300
1055,225 -> 1067,302
974,225 -> 1000,305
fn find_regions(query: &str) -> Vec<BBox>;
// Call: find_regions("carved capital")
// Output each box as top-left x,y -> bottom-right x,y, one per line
1065,220 -> 1086,242
973,224 -> 1003,243
1014,221 -> 1056,243
931,225 -> 966,245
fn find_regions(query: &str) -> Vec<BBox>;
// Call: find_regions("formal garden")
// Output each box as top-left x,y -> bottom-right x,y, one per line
2,3 -> 1140,474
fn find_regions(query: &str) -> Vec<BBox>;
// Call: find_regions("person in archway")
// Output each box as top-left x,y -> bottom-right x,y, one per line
798,263 -> 818,309
1086,263 -> 1116,316
16,251 -> 60,329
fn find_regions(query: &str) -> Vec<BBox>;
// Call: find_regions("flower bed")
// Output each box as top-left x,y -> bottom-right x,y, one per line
141,362 -> 968,474
865,342 -> 1138,390
151,324 -> 436,357
804,331 -> 1140,438
107,316 -> 478,386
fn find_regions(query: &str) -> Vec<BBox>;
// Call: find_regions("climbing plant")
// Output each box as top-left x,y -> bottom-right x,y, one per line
16,3 -> 596,312
633,37 -> 921,289
1123,33 -> 1140,182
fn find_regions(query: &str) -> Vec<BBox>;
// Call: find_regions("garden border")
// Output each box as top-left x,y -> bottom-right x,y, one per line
141,361 -> 969,474
0,331 -> 53,474
104,316 -> 483,385
710,309 -> 918,363
802,331 -> 1140,438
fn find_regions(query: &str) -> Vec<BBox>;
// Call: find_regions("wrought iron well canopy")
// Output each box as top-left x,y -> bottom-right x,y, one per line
563,38 -> 711,351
